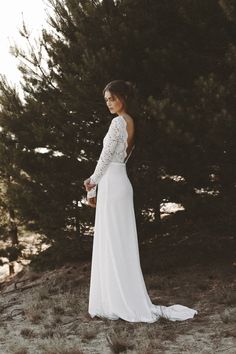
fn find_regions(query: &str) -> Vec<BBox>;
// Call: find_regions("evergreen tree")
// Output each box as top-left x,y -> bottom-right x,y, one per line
0,0 -> 235,252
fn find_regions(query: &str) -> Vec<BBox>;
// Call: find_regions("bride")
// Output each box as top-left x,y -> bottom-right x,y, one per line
84,80 -> 198,322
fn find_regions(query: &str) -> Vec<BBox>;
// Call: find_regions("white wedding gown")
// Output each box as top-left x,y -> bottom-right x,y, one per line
87,115 -> 198,322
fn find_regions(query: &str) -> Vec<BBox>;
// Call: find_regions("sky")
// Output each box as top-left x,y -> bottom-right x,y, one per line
0,0 -> 49,89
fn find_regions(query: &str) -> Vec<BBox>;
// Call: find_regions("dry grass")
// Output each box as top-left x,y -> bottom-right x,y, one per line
81,328 -> 97,341
0,261 -> 235,353
41,349 -> 84,354
24,303 -> 42,324
13,349 -> 28,354
218,289 -> 236,306
20,328 -> 36,338
53,305 -> 65,315
220,308 -> 236,324
37,337 -> 84,354
224,328 -> 236,338
106,330 -> 134,353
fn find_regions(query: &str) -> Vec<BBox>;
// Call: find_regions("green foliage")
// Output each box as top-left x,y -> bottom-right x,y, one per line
0,0 -> 235,248
0,244 -> 25,263
28,238 -> 92,271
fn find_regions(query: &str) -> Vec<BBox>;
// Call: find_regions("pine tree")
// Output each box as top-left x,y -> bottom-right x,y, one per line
0,0 -> 235,252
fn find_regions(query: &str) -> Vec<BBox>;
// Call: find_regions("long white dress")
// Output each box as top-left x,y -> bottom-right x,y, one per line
87,115 -> 198,322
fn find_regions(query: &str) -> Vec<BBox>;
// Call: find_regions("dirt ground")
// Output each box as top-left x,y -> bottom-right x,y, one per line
0,255 -> 235,354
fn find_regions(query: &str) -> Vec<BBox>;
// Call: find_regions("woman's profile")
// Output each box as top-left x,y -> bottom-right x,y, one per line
84,80 -> 198,322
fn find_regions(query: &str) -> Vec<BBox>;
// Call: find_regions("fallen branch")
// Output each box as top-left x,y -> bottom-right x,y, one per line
10,308 -> 25,317
1,282 -> 42,295
14,278 -> 31,289
0,301 -> 20,313
1,308 -> 25,321
61,318 -> 80,326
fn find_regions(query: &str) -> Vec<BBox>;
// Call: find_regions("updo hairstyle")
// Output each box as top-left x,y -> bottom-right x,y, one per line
103,80 -> 136,114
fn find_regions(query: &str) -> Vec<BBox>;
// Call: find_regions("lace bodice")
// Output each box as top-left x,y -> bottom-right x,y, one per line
87,115 -> 135,198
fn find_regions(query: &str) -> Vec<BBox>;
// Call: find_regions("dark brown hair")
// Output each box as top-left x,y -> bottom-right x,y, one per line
103,80 -> 136,115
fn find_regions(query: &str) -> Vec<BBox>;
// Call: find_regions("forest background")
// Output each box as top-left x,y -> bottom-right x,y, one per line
0,0 -> 235,273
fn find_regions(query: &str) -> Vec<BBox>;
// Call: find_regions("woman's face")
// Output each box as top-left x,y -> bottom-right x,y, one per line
104,90 -> 125,115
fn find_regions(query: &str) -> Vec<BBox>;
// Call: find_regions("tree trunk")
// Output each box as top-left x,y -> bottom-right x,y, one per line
9,208 -> 18,245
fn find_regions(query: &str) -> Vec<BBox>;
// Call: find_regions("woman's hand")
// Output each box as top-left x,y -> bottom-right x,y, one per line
87,196 -> 96,208
84,178 -> 96,192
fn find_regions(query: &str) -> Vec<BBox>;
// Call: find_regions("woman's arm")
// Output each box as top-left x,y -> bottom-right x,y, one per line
87,118 -> 120,197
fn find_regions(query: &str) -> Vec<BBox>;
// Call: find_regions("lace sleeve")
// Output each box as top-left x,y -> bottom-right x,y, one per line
88,118 -> 120,190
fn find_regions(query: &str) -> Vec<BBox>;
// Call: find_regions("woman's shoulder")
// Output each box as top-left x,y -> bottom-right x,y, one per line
111,115 -> 135,130
114,114 -> 134,123
111,116 -> 124,126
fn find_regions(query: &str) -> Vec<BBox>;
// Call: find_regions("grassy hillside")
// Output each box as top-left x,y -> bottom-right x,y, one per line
0,259 -> 235,353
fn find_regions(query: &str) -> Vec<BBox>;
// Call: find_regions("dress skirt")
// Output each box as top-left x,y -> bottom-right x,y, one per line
88,162 -> 198,323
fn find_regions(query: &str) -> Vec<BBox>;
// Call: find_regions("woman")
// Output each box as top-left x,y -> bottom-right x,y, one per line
84,80 -> 198,322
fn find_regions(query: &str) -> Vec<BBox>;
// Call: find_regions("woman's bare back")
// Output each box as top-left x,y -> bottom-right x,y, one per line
122,113 -> 135,158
